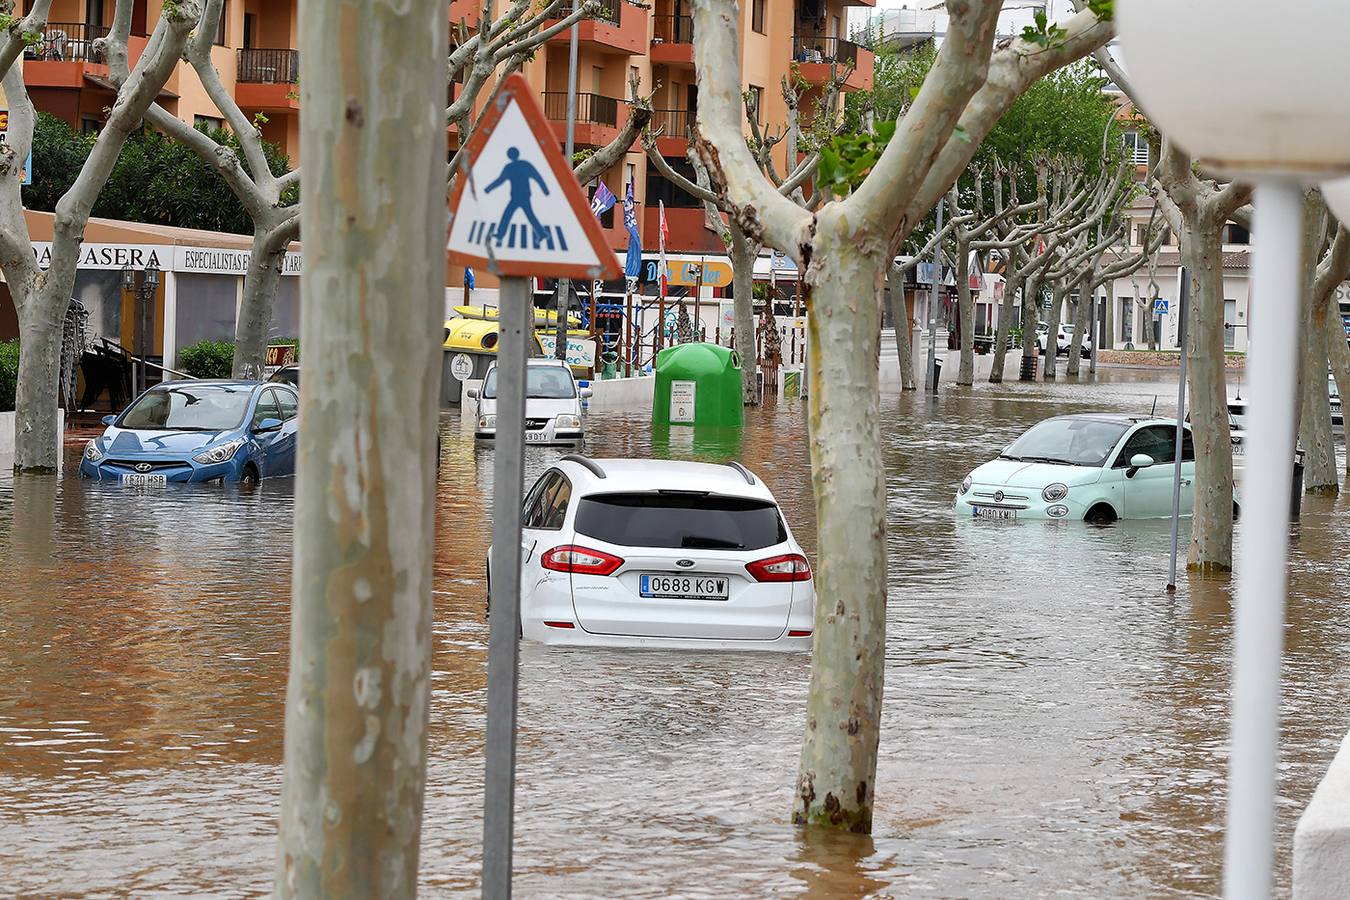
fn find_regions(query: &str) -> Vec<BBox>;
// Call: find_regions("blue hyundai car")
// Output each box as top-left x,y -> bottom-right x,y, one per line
80,380 -> 299,484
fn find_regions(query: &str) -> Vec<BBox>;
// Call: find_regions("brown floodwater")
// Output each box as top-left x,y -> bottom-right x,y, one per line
2,370 -> 1349,897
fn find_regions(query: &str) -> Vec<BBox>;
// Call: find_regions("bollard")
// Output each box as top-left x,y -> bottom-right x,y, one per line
1291,449 -> 1305,520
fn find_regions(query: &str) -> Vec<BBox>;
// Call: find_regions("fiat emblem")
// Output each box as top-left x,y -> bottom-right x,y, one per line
994,490 -> 1004,503
675,559 -> 695,568
135,463 -> 153,473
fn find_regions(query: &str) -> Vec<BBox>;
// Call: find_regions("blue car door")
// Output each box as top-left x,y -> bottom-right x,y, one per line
249,388 -> 284,477
272,387 -> 300,476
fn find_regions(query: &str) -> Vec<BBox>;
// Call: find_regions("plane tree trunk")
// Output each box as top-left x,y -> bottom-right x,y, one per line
274,0 -> 446,895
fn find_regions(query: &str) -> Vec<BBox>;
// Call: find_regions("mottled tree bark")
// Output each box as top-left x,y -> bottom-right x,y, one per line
275,1 -> 445,895
887,263 -> 917,390
1180,225 -> 1235,571
1327,300 -> 1350,476
989,271 -> 1022,383
956,241 -> 976,385
1042,279 -> 1068,379
730,223 -> 761,404
1298,215 -> 1349,494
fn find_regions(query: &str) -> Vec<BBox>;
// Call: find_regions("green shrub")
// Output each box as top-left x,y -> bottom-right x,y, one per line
0,340 -> 18,412
179,340 -> 235,379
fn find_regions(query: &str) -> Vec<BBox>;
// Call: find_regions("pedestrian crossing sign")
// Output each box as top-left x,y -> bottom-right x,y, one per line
447,73 -> 621,280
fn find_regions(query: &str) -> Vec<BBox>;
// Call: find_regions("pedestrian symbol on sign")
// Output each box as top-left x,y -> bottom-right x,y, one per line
1153,298 -> 1169,315
484,147 -> 550,247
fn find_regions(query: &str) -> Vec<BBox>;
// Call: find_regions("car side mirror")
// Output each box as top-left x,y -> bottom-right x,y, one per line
1126,453 -> 1155,477
255,417 -> 283,433
466,387 -> 479,399
101,415 -> 117,426
579,387 -> 593,399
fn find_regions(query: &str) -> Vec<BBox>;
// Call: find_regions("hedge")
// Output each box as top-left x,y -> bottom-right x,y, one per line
0,340 -> 17,412
179,340 -> 235,379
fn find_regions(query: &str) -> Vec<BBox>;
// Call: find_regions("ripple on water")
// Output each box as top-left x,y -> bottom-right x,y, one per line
1,369 -> 1348,896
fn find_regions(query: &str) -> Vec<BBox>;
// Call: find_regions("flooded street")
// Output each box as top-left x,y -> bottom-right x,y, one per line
3,370 -> 1349,897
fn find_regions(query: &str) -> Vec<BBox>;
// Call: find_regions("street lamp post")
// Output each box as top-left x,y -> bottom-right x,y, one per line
1118,3 -> 1350,897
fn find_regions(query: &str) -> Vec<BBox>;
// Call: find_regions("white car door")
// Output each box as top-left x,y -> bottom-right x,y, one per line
1116,423 -> 1195,518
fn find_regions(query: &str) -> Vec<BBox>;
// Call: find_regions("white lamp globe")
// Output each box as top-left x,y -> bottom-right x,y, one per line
1116,0 -> 1350,178
1324,178 -> 1350,226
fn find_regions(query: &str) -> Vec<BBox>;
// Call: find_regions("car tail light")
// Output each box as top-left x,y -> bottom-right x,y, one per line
540,545 -> 624,576
746,553 -> 812,582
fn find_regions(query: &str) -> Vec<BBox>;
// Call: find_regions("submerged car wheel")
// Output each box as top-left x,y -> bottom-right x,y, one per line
241,464 -> 260,484
1084,502 -> 1117,525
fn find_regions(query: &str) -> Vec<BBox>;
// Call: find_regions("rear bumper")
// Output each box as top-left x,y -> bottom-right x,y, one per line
525,625 -> 813,651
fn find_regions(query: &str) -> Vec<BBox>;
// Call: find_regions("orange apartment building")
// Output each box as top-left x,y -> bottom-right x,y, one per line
22,0 -> 873,255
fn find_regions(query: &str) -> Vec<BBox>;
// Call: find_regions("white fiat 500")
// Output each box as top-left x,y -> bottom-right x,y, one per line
955,414 -> 1199,523
489,456 -> 815,649
471,358 -> 591,445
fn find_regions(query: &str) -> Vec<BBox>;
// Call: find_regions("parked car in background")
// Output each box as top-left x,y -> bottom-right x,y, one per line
488,456 -> 815,649
1036,322 -> 1092,358
956,414 -> 1203,523
268,364 -> 300,390
471,358 -> 590,445
80,380 -> 299,484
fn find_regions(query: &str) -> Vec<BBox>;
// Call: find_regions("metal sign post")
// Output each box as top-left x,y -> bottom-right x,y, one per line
445,74 -> 621,899
481,276 -> 529,897
1167,267 -> 1190,592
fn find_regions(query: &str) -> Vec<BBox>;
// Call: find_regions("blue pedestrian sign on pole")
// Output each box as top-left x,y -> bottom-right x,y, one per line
1153,298 -> 1170,315
447,73 -> 620,281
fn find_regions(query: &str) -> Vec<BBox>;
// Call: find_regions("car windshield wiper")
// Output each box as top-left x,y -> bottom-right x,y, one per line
680,536 -> 744,549
998,453 -> 1023,461
1014,455 -> 1075,465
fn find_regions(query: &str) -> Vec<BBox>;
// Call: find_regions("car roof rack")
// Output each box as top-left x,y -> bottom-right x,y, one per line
726,461 -> 755,485
560,454 -> 606,479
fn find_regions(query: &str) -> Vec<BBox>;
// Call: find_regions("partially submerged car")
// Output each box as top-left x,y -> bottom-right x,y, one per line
471,358 -> 591,445
955,414 -> 1200,523
488,456 -> 814,649
80,380 -> 298,484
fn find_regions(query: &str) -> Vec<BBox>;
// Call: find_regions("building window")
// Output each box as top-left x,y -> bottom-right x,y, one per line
214,0 -> 228,45
1122,131 -> 1149,166
80,116 -> 102,135
1224,222 -> 1250,245
748,84 -> 763,124
752,0 -> 765,34
1134,223 -> 1148,246
1120,298 -> 1133,344
625,161 -> 636,192
195,114 -> 224,132
243,12 -> 256,49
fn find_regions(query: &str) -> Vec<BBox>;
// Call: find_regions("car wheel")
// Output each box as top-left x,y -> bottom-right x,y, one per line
1085,503 -> 1118,525
241,464 -> 260,484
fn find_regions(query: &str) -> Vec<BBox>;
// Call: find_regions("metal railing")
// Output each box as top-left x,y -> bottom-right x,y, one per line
237,48 -> 300,84
791,34 -> 860,68
541,92 -> 620,127
652,13 -> 693,43
552,0 -> 621,24
28,22 -> 109,63
650,108 -> 693,139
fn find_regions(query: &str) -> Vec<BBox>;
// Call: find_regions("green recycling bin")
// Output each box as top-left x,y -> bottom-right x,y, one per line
652,342 -> 744,428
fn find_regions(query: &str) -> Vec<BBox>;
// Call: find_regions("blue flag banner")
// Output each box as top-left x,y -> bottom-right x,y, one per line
623,180 -> 642,279
591,182 -> 618,217
463,267 -> 475,290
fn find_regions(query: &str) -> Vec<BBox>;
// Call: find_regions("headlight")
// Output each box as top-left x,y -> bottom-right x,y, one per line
83,440 -> 103,461
556,414 -> 581,429
1042,483 -> 1069,503
193,439 -> 245,465
959,475 -> 972,495
1046,505 -> 1069,518
479,415 -> 496,429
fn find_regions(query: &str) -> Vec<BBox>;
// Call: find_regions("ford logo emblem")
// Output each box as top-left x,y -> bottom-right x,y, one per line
135,463 -> 153,473
675,559 -> 695,568
994,490 -> 1004,503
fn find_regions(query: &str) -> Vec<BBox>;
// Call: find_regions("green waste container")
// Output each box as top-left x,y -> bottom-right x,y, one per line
652,342 -> 744,428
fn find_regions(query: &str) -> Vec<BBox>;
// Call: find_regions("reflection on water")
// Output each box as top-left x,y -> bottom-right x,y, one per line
2,371 -> 1349,896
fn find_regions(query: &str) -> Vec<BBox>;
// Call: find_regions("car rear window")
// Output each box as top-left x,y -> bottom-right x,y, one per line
574,492 -> 787,551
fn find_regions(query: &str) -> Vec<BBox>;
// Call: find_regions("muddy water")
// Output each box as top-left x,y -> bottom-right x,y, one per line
2,371 -> 1349,897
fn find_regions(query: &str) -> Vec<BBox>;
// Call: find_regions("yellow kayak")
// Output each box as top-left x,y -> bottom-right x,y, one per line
451,304 -> 581,328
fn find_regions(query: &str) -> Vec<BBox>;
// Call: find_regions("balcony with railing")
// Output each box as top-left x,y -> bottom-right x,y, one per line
236,49 -> 300,111
542,91 -> 624,146
650,14 -> 694,66
650,107 -> 694,156
546,0 -> 646,55
791,35 -> 874,91
22,22 -> 154,89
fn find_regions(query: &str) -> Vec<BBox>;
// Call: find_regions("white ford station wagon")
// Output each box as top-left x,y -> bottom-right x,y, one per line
489,456 -> 815,650
955,414 -> 1207,523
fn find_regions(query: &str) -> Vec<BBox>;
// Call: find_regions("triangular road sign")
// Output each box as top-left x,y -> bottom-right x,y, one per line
447,73 -> 622,281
